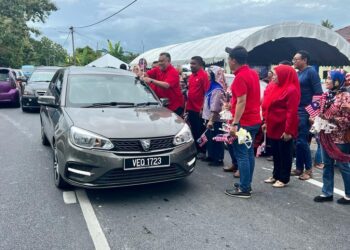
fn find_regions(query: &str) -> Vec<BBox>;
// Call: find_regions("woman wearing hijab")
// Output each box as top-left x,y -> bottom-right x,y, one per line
202,66 -> 226,166
262,65 -> 300,188
314,70 -> 350,205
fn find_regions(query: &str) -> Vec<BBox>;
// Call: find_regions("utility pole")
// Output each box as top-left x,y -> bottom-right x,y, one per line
69,26 -> 76,65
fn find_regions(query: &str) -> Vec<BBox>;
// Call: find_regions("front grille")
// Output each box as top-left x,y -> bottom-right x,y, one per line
36,90 -> 46,96
111,136 -> 174,152
92,164 -> 188,185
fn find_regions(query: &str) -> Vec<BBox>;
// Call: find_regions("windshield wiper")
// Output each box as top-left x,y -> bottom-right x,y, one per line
135,102 -> 159,107
82,102 -> 136,108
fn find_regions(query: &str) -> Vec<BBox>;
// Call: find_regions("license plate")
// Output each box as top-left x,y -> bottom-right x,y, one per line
124,156 -> 170,170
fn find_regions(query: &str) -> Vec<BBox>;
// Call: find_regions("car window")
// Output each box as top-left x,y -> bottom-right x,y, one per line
29,71 -> 56,83
55,72 -> 63,94
66,74 -> 158,107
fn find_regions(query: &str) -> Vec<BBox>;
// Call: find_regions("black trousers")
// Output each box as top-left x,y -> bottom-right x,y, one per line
187,110 -> 206,153
206,121 -> 224,162
271,139 -> 294,184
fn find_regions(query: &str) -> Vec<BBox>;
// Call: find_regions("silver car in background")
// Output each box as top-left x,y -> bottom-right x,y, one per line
39,67 -> 197,189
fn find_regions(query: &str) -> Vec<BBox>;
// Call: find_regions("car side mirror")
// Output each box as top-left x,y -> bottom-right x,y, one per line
38,95 -> 59,108
160,98 -> 169,107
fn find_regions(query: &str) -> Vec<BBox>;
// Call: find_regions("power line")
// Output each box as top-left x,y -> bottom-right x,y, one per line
74,0 -> 138,29
62,31 -> 71,48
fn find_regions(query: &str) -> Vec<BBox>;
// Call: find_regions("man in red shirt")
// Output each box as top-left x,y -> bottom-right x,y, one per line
142,52 -> 184,116
186,56 -> 210,156
224,46 -> 261,199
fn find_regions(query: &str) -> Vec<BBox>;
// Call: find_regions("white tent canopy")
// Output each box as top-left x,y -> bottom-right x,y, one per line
131,22 -> 350,66
87,53 -> 128,68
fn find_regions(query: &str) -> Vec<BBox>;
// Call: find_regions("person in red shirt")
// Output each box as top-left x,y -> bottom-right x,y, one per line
186,56 -> 210,156
262,65 -> 300,188
224,46 -> 261,199
142,52 -> 184,116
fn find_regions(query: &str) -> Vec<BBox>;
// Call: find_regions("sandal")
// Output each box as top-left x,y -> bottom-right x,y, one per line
272,180 -> 287,188
314,163 -> 324,170
299,170 -> 312,180
264,177 -> 276,183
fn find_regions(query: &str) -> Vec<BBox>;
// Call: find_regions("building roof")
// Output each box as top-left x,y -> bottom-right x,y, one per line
131,22 -> 350,66
336,26 -> 350,43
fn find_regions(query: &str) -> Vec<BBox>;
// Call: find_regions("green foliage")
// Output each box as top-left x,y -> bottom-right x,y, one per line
107,40 -> 139,63
74,46 -> 101,66
321,19 -> 334,29
0,0 -> 58,67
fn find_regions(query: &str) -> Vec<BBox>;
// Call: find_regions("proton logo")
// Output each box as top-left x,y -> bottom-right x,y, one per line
140,139 -> 151,151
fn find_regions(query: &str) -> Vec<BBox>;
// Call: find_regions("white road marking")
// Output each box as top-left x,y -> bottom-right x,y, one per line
261,166 -> 345,196
212,173 -> 225,178
63,191 -> 77,204
75,189 -> 110,250
306,178 -> 345,197
0,113 -> 33,139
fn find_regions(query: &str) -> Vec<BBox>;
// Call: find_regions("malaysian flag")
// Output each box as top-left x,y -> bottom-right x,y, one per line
197,130 -> 208,147
305,101 -> 321,118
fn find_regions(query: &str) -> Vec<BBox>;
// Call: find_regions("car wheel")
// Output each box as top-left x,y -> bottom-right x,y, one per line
53,144 -> 70,189
41,122 -> 49,146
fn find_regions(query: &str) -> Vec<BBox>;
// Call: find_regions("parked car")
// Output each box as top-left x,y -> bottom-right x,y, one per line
39,67 -> 197,189
22,66 -> 60,112
0,67 -> 20,107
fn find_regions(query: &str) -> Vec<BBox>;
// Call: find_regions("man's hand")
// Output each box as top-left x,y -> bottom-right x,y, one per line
207,120 -> 214,129
281,132 -> 292,141
230,124 -> 238,136
261,123 -> 267,133
141,76 -> 152,83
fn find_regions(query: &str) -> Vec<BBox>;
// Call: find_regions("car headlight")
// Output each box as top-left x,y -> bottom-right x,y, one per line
69,126 -> 114,150
23,89 -> 34,96
173,124 -> 193,146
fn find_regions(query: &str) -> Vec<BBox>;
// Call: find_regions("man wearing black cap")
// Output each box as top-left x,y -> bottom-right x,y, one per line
224,46 -> 261,198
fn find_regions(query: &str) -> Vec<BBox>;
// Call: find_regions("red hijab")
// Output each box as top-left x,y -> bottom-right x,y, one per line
263,65 -> 300,114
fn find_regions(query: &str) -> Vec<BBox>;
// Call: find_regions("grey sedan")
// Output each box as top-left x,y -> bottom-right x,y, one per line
39,67 -> 197,189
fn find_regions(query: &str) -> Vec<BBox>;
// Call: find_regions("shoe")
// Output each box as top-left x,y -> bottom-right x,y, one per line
225,188 -> 251,198
299,170 -> 312,180
208,161 -> 224,167
233,170 -> 240,178
223,164 -> 237,172
233,183 -> 252,194
337,197 -> 350,205
266,156 -> 273,161
313,163 -> 324,170
290,169 -> 303,176
264,177 -> 276,184
314,195 -> 333,202
202,157 -> 214,162
272,180 -> 287,188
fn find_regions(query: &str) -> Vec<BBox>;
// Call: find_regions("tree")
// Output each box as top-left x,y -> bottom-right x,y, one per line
321,19 -> 334,29
74,46 -> 101,66
0,0 -> 57,67
107,40 -> 139,63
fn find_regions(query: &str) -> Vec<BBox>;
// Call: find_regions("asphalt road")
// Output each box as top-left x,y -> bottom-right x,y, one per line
0,106 -> 349,250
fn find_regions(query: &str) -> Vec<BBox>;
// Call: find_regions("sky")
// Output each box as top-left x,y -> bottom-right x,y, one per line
33,0 -> 349,55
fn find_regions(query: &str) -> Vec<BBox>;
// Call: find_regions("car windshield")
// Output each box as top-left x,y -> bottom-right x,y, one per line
0,70 -> 10,81
66,74 -> 159,107
29,71 -> 56,82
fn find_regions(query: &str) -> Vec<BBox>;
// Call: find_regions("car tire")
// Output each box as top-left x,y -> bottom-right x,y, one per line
41,122 -> 50,146
53,144 -> 70,189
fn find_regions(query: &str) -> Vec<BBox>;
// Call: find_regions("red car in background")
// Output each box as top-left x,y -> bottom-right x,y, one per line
0,67 -> 21,107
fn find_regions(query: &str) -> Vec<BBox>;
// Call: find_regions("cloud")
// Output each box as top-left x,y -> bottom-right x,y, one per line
40,0 -> 348,54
